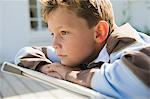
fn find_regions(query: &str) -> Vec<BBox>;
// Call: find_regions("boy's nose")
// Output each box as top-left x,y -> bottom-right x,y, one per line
53,44 -> 61,50
52,38 -> 61,50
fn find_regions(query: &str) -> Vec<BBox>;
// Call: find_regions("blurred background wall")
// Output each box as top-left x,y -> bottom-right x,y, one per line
112,0 -> 150,35
0,0 -> 150,63
0,0 -> 29,63
0,2 -> 2,63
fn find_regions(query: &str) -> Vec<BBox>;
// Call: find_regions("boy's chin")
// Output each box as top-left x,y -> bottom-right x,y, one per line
61,61 -> 78,67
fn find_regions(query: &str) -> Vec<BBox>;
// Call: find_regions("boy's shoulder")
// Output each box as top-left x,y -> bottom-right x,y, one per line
106,23 -> 150,54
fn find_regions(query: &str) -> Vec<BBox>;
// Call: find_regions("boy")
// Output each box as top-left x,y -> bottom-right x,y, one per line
15,0 -> 150,98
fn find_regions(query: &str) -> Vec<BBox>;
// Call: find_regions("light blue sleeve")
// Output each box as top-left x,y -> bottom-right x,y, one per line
91,59 -> 150,98
139,32 -> 150,43
46,46 -> 60,62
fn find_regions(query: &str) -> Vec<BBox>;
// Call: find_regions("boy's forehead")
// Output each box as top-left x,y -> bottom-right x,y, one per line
47,7 -> 88,31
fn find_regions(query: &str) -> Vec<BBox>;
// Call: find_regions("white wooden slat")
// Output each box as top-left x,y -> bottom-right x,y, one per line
18,77 -> 57,99
19,75 -> 89,99
37,79 -> 89,99
2,72 -> 37,99
0,63 -> 91,99
0,71 -> 20,99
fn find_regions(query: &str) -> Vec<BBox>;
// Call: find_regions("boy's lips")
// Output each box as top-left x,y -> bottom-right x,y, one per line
58,54 -> 67,58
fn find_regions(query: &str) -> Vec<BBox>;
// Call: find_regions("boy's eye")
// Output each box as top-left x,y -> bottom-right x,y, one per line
60,31 -> 69,36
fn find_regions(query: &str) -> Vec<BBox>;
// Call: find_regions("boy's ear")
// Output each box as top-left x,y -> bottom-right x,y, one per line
94,21 -> 109,43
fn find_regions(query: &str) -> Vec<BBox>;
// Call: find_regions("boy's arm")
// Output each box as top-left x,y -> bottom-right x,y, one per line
90,46 -> 150,98
65,68 -> 96,88
14,46 -> 60,70
49,46 -> 150,98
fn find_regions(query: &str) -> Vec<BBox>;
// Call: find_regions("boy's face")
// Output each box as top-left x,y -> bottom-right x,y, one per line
47,7 -> 100,67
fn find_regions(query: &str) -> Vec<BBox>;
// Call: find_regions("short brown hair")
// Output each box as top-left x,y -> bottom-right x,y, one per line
40,0 -> 116,33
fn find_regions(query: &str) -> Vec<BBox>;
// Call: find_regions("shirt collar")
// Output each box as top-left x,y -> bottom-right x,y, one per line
94,45 -> 110,63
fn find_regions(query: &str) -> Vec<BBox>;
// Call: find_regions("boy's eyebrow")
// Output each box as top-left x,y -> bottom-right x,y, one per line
48,26 -> 63,32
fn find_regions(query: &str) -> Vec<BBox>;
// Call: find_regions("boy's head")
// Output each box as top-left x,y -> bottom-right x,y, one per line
41,0 -> 116,33
40,0 -> 116,67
